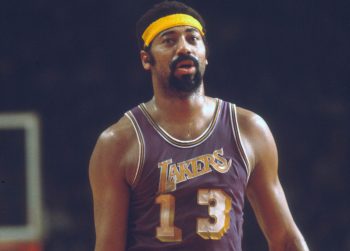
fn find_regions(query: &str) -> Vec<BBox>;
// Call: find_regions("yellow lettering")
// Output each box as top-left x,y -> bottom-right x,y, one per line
212,148 -> 231,173
158,148 -> 231,193
158,159 -> 175,193
189,155 -> 212,179
206,154 -> 220,172
177,161 -> 194,183
168,164 -> 180,188
198,155 -> 213,176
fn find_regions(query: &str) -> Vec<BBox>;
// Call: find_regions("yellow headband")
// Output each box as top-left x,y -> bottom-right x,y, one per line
141,13 -> 205,47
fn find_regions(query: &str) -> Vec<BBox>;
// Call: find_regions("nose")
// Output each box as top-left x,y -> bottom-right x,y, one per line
175,36 -> 191,56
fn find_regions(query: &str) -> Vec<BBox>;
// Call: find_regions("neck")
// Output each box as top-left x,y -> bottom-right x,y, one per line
148,90 -> 206,123
144,86 -> 217,141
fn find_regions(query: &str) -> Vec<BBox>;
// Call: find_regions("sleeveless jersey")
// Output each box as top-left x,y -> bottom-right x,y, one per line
125,99 -> 251,251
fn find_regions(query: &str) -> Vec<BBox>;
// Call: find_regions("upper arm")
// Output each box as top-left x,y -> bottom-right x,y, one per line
237,108 -> 308,251
89,116 -> 138,251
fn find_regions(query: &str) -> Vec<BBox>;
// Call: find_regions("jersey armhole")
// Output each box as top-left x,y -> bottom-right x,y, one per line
229,103 -> 252,181
125,111 -> 145,189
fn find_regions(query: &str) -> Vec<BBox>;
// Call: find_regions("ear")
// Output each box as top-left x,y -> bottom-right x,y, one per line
205,59 -> 208,65
140,50 -> 151,70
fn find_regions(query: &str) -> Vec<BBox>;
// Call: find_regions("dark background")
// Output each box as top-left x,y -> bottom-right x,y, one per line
1,0 -> 349,250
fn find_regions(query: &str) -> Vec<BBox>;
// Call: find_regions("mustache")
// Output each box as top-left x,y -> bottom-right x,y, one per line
169,54 -> 199,71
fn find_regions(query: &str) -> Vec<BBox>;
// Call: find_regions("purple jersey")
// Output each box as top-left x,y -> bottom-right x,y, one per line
125,99 -> 250,251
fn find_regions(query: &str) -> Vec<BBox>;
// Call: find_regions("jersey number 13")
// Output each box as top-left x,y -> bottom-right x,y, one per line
155,188 -> 232,242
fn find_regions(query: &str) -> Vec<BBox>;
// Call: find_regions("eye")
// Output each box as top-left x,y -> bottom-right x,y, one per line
163,37 -> 175,45
188,35 -> 200,44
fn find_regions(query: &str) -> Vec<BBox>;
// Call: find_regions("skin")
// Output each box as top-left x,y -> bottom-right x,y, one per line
89,25 -> 309,251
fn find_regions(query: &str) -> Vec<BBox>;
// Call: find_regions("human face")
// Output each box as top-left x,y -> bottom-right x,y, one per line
145,26 -> 207,95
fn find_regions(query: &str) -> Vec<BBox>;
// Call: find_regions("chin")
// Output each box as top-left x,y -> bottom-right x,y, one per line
169,72 -> 202,94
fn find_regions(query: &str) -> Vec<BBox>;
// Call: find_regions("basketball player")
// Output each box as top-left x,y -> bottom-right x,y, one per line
89,1 -> 309,250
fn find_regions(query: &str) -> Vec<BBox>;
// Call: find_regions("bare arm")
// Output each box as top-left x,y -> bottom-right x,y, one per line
89,116 -> 138,251
237,108 -> 309,251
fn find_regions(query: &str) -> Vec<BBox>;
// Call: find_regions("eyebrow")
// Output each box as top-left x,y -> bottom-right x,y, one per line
185,27 -> 200,34
160,27 -> 200,37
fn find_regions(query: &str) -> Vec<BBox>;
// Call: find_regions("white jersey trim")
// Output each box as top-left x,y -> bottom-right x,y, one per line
125,112 -> 145,189
229,104 -> 252,181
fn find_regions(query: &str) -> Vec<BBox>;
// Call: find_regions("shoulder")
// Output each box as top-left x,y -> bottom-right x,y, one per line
235,106 -> 278,173
235,106 -> 268,133
89,115 -> 140,186
96,115 -> 137,155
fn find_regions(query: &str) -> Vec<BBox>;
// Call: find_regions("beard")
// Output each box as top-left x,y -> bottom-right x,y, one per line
168,54 -> 202,94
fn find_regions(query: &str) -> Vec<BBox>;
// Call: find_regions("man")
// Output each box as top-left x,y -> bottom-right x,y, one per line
89,1 -> 309,250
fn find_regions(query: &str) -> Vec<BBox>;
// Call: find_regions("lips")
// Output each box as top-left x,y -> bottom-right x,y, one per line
174,59 -> 196,76
176,60 -> 195,69
170,55 -> 199,77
